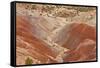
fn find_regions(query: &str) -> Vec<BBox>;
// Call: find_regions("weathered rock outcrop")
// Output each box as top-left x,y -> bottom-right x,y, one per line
16,3 -> 96,65
16,15 -> 96,65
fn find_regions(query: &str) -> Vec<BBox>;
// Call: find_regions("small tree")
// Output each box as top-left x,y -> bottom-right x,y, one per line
25,57 -> 33,65
31,5 -> 37,10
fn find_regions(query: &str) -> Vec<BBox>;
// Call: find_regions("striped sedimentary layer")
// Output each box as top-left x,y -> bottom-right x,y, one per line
16,14 -> 96,65
16,3 -> 96,65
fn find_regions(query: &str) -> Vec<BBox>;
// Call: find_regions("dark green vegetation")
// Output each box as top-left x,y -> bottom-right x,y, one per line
25,57 -> 33,65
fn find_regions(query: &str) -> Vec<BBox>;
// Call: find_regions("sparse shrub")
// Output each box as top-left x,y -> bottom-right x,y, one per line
25,57 -> 33,65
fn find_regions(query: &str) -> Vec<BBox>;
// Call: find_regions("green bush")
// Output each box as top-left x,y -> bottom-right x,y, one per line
25,57 -> 33,65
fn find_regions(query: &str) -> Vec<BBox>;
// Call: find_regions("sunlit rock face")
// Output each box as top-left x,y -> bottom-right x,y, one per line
16,3 -> 97,65
16,15 -> 96,65
16,15 -> 58,65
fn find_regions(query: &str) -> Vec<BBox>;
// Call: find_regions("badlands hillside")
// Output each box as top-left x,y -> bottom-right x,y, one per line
16,3 -> 97,65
